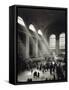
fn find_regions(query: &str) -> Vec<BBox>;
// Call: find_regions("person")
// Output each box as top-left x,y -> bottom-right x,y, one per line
40,63 -> 42,70
50,62 -> 53,75
27,78 -> 32,82
33,71 -> 37,78
56,63 -> 64,80
37,72 -> 40,78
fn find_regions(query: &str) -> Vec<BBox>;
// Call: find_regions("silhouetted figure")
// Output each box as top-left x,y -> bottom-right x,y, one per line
33,71 -> 37,78
40,64 -> 42,70
50,62 -> 53,74
37,72 -> 40,78
56,63 -> 64,80
27,78 -> 32,82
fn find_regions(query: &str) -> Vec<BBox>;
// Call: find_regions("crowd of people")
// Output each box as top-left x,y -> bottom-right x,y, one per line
26,56 -> 66,81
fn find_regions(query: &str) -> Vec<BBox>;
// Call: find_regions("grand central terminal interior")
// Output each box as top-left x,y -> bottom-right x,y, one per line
16,7 -> 67,82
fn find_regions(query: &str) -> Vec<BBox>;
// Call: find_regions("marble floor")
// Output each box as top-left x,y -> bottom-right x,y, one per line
18,68 -> 57,82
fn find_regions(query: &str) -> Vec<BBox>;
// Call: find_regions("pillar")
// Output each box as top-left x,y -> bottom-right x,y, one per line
35,38 -> 38,57
26,34 -> 29,58
56,34 -> 59,55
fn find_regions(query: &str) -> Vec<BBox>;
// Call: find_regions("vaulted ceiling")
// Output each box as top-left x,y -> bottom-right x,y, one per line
17,7 -> 66,36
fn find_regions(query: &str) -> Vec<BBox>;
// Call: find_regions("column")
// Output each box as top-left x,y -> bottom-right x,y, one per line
35,38 -> 38,57
56,34 -> 59,55
26,34 -> 29,58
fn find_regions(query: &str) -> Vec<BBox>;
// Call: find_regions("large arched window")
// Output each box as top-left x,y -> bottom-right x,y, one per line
59,33 -> 65,49
49,34 -> 56,49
